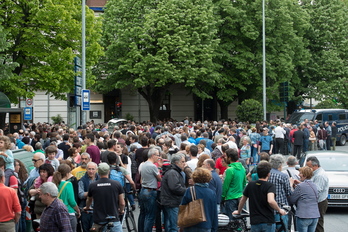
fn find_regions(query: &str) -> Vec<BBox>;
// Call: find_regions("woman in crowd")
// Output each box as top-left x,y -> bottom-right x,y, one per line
14,159 -> 28,232
249,127 -> 261,164
240,137 -> 251,166
289,166 -> 320,232
29,163 -> 54,218
52,163 -> 81,232
180,168 -> 218,232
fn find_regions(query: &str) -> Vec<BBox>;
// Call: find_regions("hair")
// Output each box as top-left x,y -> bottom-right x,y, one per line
259,152 -> 270,162
286,156 -> 297,166
35,152 -> 46,161
14,159 -> 28,183
22,136 -> 30,145
107,139 -> 117,149
192,168 -> 212,183
226,148 -> 239,162
306,156 -> 320,167
68,147 -> 77,157
22,145 -> 33,152
180,143 -> 187,151
221,144 -> 229,153
45,145 -> 57,155
38,163 -> 55,177
148,148 -> 159,158
35,142 -> 43,150
40,182 -> 58,197
52,163 -> 71,187
197,144 -> 205,151
129,144 -> 138,153
257,161 -> 272,178
62,134 -> 69,141
171,153 -> 185,165
107,152 -> 119,165
85,133 -> 95,142
189,145 -> 198,157
140,136 -> 149,147
0,136 -> 11,150
80,152 -> 90,159
0,169 -> 4,182
299,166 -> 314,180
204,159 -> 216,169
59,160 -> 75,170
197,154 -> 210,168
269,154 -> 284,169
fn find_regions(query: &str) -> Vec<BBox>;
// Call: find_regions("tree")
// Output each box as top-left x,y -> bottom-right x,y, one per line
298,0 -> 348,108
236,99 -> 263,122
0,0 -> 103,102
213,0 -> 310,117
96,0 -> 220,122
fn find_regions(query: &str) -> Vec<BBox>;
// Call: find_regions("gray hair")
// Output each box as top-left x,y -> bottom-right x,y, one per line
148,148 -> 159,158
171,153 -> 185,165
269,154 -> 284,169
81,152 -> 90,159
40,182 -> 58,197
87,162 -> 97,169
286,156 -> 297,166
306,156 -> 320,167
35,152 -> 46,161
0,169 -> 4,182
204,159 -> 215,169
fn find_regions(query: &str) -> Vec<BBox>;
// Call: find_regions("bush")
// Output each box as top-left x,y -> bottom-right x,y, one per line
51,114 -> 63,124
315,99 -> 343,109
236,99 -> 263,123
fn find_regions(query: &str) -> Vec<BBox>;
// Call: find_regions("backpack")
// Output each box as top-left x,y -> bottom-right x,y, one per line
109,166 -> 125,187
5,169 -> 25,204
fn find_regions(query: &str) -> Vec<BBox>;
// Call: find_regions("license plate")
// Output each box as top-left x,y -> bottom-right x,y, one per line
328,194 -> 348,199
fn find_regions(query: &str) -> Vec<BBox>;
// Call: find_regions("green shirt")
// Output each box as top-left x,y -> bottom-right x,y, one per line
222,162 -> 246,200
58,181 -> 77,214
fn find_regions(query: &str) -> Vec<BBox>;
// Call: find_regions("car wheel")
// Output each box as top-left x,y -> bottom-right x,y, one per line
339,134 -> 346,146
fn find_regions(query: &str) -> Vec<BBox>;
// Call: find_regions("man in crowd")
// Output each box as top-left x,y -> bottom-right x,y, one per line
0,168 -> 21,231
160,153 -> 187,232
138,148 -> 162,232
268,154 -> 292,230
331,122 -> 338,150
39,182 -> 73,231
25,152 -> 45,184
274,122 -> 286,155
222,148 -> 246,221
203,159 -> 222,212
72,153 -> 91,180
305,156 -> 329,232
100,139 -> 117,163
84,133 -> 100,164
78,162 -> 99,232
186,145 -> 199,171
85,163 -> 125,232
258,128 -> 273,155
233,162 -> 287,231
324,121 -> 332,151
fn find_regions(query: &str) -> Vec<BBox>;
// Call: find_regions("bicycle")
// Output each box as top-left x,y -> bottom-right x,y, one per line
120,191 -> 137,232
218,209 -> 250,232
275,204 -> 291,232
89,215 -> 117,232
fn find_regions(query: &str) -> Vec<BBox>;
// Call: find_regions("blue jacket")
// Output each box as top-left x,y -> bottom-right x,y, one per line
181,185 -> 218,232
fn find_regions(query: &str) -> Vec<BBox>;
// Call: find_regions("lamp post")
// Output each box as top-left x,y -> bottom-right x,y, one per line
81,0 -> 86,125
262,0 -> 266,121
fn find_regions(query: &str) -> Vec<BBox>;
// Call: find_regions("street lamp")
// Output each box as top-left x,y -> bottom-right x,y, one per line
81,0 -> 86,125
262,0 -> 266,121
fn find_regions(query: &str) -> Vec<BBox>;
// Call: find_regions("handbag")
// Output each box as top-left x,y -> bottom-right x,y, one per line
58,181 -> 69,199
177,186 -> 207,228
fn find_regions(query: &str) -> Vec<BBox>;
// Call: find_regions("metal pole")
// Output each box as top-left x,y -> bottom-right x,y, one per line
262,0 -> 267,121
81,0 -> 86,126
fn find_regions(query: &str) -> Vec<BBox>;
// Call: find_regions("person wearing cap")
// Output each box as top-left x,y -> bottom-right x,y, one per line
84,163 -> 125,232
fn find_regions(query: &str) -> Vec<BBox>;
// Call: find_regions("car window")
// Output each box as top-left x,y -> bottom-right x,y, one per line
319,156 -> 348,172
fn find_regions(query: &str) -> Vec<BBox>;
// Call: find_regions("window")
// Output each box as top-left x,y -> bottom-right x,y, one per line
339,114 -> 346,120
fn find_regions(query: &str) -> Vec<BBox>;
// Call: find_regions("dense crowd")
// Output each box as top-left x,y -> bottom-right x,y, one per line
0,118 -> 330,232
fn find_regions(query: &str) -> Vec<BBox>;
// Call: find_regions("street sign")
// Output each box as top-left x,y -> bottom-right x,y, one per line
26,98 -> 33,107
82,89 -> 90,111
24,107 -> 32,120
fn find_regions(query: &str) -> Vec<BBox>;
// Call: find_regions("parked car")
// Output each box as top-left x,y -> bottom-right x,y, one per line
299,151 -> 348,207
107,118 -> 127,134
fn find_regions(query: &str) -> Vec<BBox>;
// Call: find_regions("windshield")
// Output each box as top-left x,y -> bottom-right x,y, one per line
287,112 -> 315,124
319,156 -> 348,172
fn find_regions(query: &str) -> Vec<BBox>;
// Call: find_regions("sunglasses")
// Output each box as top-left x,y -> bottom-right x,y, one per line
32,159 -> 42,162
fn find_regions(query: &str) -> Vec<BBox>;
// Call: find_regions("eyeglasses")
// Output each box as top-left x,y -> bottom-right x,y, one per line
32,159 -> 42,162
81,158 -> 89,160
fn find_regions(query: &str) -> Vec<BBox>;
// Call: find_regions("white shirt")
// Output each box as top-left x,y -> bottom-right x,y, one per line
274,126 -> 286,139
187,158 -> 198,171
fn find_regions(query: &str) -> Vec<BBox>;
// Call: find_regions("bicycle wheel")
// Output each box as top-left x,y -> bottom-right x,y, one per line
125,210 -> 137,232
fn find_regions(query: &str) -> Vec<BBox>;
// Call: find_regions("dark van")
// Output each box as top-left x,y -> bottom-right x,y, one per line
287,109 -> 348,146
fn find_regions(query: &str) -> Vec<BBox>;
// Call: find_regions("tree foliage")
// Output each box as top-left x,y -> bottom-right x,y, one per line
236,99 -> 263,123
97,0 -> 220,122
0,0 -> 103,102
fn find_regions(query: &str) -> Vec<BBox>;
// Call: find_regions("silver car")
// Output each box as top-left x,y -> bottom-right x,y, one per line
300,151 -> 348,207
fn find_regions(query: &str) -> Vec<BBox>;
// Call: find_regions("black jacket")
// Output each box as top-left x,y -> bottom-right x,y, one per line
160,164 -> 186,207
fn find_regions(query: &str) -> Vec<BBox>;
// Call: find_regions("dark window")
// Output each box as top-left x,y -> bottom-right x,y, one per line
328,114 -> 333,121
339,114 -> 346,120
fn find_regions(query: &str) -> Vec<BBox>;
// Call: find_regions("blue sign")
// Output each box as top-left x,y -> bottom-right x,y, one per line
82,89 -> 90,111
24,107 -> 32,120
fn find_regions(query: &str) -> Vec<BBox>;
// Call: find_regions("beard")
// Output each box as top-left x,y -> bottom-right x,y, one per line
80,163 -> 87,168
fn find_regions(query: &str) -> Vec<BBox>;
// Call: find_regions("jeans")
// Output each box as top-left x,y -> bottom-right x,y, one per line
275,213 -> 288,232
303,139 -> 309,153
251,146 -> 259,164
126,183 -> 135,206
70,214 -> 77,232
224,198 -> 239,221
163,207 -> 179,232
99,221 -> 122,232
251,223 -> 275,232
81,211 -> 93,232
138,188 -> 158,232
296,217 -> 318,232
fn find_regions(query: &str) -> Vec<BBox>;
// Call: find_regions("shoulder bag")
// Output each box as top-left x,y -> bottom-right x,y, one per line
177,186 -> 207,228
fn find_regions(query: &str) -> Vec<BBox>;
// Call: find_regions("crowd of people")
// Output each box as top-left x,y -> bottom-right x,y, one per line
0,118 -> 331,232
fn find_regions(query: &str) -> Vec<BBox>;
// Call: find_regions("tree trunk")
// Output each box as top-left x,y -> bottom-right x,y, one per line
217,100 -> 232,121
138,86 -> 168,123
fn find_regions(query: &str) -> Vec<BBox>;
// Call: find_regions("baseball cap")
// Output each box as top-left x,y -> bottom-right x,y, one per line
98,163 -> 110,175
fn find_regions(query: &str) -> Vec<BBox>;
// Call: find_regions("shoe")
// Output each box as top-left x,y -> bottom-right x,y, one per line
131,205 -> 136,211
